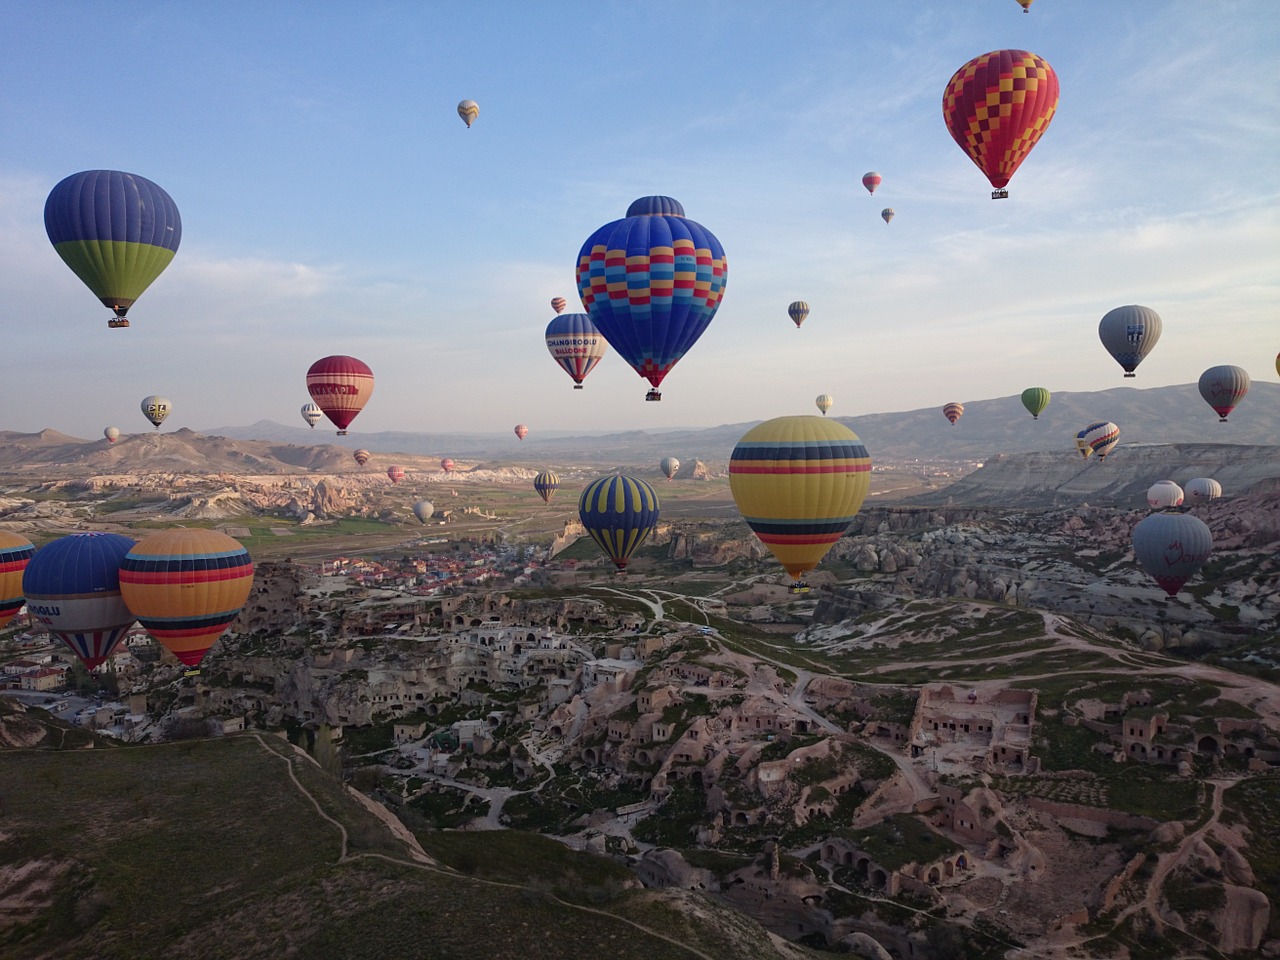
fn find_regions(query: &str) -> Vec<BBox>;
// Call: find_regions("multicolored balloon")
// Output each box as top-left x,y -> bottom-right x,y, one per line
1185,478 -> 1222,501
457,99 -> 479,127
514,424 -> 529,441
387,465 -> 405,484
413,500 -> 435,524
576,196 -> 727,401
881,208 -> 895,224
1198,365 -> 1250,422
1132,512 -> 1213,597
104,426 -> 120,444
306,355 -> 374,435
942,402 -> 964,424
1078,421 -> 1120,460
660,456 -> 679,481
728,416 -> 871,592
301,403 -> 322,428
141,395 -> 171,430
353,449 -> 371,466
788,301 -> 810,329
1146,480 -> 1184,510
578,475 -> 660,572
44,170 -> 181,328
441,458 -> 455,474
942,49 -> 1059,198
1099,305 -> 1162,378
119,529 -> 254,668
1021,387 -> 1050,420
23,532 -> 136,669
551,296 -> 567,314
0,532 -> 35,631
534,471 -> 559,503
545,312 -> 608,389
815,394 -> 834,416
861,172 -> 882,195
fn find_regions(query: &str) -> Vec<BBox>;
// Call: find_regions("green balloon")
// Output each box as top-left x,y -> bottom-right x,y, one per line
1020,387 -> 1050,420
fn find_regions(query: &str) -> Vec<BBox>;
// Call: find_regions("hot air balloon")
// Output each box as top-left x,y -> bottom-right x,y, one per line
1146,480 -> 1184,510
0,532 -> 35,631
815,394 -> 834,416
551,297 -> 567,314
861,172 -> 882,195
1198,365 -> 1250,422
301,403 -> 322,428
881,208 -> 895,224
1185,478 -> 1222,501
576,196 -> 727,401
942,402 -> 964,424
942,49 -> 1059,198
1078,421 -> 1120,460
441,458 -> 455,474
307,355 -> 373,435
578,475 -> 660,572
1132,512 -> 1213,597
104,426 -> 120,444
118,529 -> 254,668
545,312 -> 608,390
353,449 -> 371,466
1275,351 -> 1279,377
514,424 -> 529,441
387,465 -> 405,484
534,471 -> 559,503
660,457 -> 679,481
1098,305 -> 1162,378
457,99 -> 479,127
788,301 -> 810,329
141,395 -> 171,430
23,532 -> 136,669
1021,387 -> 1050,420
728,416 -> 871,593
413,500 -> 435,524
44,170 -> 181,328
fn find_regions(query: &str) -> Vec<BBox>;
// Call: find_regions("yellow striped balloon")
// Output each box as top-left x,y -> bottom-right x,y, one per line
0,532 -> 35,630
729,416 -> 871,589
118,529 -> 254,667
578,475 -> 660,572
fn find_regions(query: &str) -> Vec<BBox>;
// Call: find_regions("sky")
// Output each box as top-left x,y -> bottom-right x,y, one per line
1,1 -> 1277,442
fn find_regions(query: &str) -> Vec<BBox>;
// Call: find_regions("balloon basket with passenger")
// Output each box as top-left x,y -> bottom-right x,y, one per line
645,389 -> 661,402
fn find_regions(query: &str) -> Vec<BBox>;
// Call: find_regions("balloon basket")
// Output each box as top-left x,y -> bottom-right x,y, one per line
645,389 -> 662,402
108,318 -> 130,328
183,668 -> 201,678
573,384 -> 584,390
991,189 -> 1009,199
790,581 -> 810,595
337,430 -> 348,436
1124,373 -> 1136,378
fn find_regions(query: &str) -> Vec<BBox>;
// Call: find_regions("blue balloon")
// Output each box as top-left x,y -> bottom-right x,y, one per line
578,475 -> 660,571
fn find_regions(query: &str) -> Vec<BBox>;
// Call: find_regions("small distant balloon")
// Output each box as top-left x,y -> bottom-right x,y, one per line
141,395 -> 171,430
301,403 -> 322,428
815,394 -> 834,416
942,402 -> 964,425
551,297 -> 567,314
514,424 -> 529,441
1021,387 -> 1050,420
413,500 -> 435,524
1132,512 -> 1213,597
457,99 -> 479,127
861,172 -> 882,195
387,465 -> 405,484
881,208 -> 895,224
787,301 -> 810,329
533,471 -> 559,503
441,458 -> 455,474
1078,421 -> 1120,460
1185,478 -> 1222,501
1146,480 -> 1184,510
660,456 -> 679,481
1198,365 -> 1250,422
353,449 -> 371,466
104,426 -> 120,444
1099,305 -> 1162,378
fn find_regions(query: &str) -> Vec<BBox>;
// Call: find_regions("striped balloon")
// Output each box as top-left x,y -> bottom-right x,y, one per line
1198,365 -> 1250,422
23,532 -> 136,669
815,394 -> 834,416
457,99 -> 479,127
578,475 -> 660,572
861,172 -> 882,194
1021,387 -> 1050,420
306,355 -> 374,435
942,402 -> 964,424
119,529 -> 254,667
729,416 -> 871,590
788,301 -> 810,329
1185,478 -> 1222,501
534,471 -> 559,503
551,297 -> 567,314
0,532 -> 36,631
881,208 -> 895,224
353,449 -> 371,466
1078,421 -> 1120,460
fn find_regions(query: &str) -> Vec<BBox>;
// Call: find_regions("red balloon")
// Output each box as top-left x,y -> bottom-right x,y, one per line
306,356 -> 374,435
441,458 -> 455,474
387,465 -> 405,484
514,424 -> 528,440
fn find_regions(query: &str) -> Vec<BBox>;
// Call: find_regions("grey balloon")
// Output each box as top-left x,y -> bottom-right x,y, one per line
140,395 -> 171,430
1098,304 -> 1162,377
1132,512 -> 1212,597
412,500 -> 434,524
1198,364 -> 1250,422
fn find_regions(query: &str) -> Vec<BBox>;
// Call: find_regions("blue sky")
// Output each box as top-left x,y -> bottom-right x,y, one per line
1,1 -> 1276,440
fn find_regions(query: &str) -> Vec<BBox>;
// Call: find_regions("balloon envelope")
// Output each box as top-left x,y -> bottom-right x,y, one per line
576,196 -> 727,400
942,49 -> 1059,195
457,99 -> 479,127
141,395 -> 171,429
1185,478 -> 1222,501
1098,305 -> 1162,377
788,301 -> 810,328
1132,512 -> 1212,597
578,475 -> 660,571
104,426 -> 120,443
306,355 -> 374,434
119,529 -> 254,667
861,172 -> 882,194
1146,480 -> 1184,510
441,458 -> 455,473
943,402 -> 964,424
1021,387 -> 1050,419
301,403 -> 322,428
1198,365 -> 1250,422
514,424 -> 528,441
729,416 -> 871,588
0,532 -> 36,631
660,457 -> 679,481
387,465 -> 405,484
413,500 -> 434,524
551,297 -> 567,314
534,471 -> 559,503
23,532 -> 136,669
881,208 -> 895,223
815,394 -> 834,416
353,449 -> 371,466
1078,421 -> 1120,460
545,312 -> 608,389
44,169 -> 181,326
